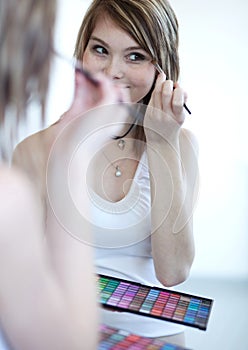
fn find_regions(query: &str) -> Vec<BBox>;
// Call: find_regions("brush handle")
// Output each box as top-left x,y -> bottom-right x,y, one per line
183,103 -> 191,115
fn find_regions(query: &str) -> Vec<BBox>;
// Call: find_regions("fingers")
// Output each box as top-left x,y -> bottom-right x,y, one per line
171,86 -> 184,115
73,71 -> 129,113
74,69 -> 101,107
161,79 -> 174,113
151,73 -> 187,123
80,71 -> 130,106
152,72 -> 166,110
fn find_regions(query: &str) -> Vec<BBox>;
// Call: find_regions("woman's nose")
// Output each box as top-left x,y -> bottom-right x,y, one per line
103,58 -> 124,79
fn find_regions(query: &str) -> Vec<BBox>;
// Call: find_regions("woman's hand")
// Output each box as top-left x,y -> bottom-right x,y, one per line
144,73 -> 188,144
55,70 -> 131,151
61,70 -> 130,121
150,72 -> 188,124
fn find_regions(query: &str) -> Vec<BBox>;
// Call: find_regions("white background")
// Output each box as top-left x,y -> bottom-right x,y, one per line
27,0 -> 248,280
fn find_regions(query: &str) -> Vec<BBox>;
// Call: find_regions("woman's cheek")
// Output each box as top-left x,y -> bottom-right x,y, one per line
130,75 -> 154,102
82,52 -> 90,69
82,52 -> 100,73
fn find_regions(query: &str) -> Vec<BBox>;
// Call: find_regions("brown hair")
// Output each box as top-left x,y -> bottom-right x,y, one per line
0,0 -> 56,160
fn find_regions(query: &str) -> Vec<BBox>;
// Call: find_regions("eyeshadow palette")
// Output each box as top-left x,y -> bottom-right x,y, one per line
99,324 -> 192,350
97,275 -> 213,331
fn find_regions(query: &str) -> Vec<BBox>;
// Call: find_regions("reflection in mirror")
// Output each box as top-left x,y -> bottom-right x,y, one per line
10,0 -> 248,349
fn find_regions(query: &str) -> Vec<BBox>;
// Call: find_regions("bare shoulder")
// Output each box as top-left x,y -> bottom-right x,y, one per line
12,125 -> 56,177
13,128 -> 48,163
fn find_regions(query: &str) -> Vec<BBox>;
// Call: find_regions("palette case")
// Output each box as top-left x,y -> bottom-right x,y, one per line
97,274 -> 213,331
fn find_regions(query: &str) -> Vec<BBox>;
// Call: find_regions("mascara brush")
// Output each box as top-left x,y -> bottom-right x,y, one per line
152,60 -> 191,115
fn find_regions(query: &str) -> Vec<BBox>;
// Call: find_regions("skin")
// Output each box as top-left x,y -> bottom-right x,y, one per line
0,167 -> 98,350
82,15 -> 156,104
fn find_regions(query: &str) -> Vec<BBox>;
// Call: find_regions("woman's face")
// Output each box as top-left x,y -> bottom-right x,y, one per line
82,15 -> 156,103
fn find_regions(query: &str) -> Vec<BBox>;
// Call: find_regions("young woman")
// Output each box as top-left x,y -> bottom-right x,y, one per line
0,0 -> 125,348
13,0 -> 199,345
74,0 -> 199,343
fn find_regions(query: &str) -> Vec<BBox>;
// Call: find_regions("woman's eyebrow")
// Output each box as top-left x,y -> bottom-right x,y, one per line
90,36 -> 145,53
90,36 -> 109,48
124,46 -> 145,52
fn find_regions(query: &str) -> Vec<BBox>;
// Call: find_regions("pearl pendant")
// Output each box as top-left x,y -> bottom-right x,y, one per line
118,139 -> 125,150
115,166 -> 122,177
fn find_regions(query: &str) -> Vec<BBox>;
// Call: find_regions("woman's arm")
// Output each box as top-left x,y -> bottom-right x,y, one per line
7,71 -> 129,349
144,74 -> 199,287
0,168 -> 98,350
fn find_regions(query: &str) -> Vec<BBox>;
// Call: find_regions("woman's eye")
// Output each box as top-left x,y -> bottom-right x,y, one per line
93,45 -> 108,55
128,53 -> 146,62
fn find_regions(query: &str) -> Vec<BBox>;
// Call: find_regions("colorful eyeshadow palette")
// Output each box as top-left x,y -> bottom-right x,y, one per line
99,324 -> 192,350
97,275 -> 213,331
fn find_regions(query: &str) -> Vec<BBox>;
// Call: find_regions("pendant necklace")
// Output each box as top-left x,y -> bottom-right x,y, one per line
102,139 -> 125,177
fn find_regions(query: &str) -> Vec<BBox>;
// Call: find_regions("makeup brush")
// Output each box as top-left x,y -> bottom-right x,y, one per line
52,48 -> 100,87
152,61 -> 191,115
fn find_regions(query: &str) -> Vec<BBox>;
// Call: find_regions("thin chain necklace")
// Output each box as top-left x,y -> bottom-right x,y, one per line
102,139 -> 125,177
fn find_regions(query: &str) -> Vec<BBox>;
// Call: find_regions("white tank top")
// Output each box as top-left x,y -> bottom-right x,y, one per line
89,152 -> 184,337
